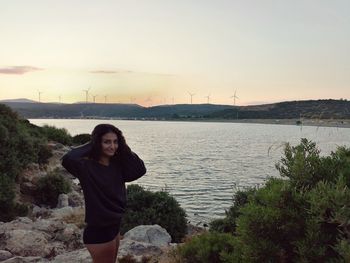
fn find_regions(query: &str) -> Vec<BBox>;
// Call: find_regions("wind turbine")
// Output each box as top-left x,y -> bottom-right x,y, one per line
58,95 -> 61,103
104,95 -> 107,104
37,90 -> 43,103
230,90 -> 239,106
130,97 -> 136,104
91,94 -> 98,103
205,93 -> 211,104
145,96 -> 152,107
172,97 -> 175,105
188,92 -> 195,104
82,87 -> 91,103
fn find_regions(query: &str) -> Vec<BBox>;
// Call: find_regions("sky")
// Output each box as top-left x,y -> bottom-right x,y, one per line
0,0 -> 349,106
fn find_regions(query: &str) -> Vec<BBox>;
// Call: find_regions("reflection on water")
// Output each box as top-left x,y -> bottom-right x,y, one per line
30,119 -> 350,225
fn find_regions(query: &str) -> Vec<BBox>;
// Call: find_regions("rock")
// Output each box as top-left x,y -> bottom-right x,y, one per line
50,206 -> 73,219
56,194 -> 69,208
123,225 -> 171,246
1,256 -> 47,262
0,249 -> 13,261
0,217 -> 33,232
31,206 -> 52,218
67,191 -> 84,207
54,223 -> 83,250
4,229 -> 51,257
51,248 -> 92,263
32,219 -> 64,233
118,239 -> 162,262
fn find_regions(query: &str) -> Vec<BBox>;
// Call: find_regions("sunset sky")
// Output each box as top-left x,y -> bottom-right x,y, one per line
1,0 -> 349,106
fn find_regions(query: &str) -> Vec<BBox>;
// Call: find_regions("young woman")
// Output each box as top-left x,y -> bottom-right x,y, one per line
61,124 -> 146,263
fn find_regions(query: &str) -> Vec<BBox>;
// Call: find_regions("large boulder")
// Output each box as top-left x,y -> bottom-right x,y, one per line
50,248 -> 91,263
3,229 -> 51,257
0,217 -> 83,259
123,224 -> 171,246
0,250 -> 13,261
118,239 -> 163,261
1,256 -> 46,263
118,225 -> 172,262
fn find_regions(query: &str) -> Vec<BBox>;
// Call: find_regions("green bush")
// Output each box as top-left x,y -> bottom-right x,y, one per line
176,232 -> 237,263
0,104 -> 43,221
36,171 -> 71,208
122,184 -> 187,242
72,133 -> 91,145
194,139 -> 350,263
236,178 -> 307,262
37,144 -> 53,165
210,188 -> 256,234
41,125 -> 73,145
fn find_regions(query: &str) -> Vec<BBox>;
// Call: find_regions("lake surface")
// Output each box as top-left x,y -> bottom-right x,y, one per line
29,119 -> 350,226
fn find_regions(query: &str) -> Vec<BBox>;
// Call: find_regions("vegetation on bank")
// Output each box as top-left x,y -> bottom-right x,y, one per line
0,104 -> 77,221
176,139 -> 350,262
3,99 -> 350,120
122,184 -> 187,242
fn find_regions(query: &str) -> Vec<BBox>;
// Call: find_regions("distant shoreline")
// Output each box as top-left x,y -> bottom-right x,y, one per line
28,117 -> 350,128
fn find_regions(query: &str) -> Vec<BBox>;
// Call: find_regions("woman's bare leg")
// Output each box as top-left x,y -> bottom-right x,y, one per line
113,233 -> 121,263
85,238 -> 117,263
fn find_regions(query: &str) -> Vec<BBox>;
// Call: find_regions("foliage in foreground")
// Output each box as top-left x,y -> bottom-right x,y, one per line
0,104 -> 78,221
177,139 -> 350,263
122,184 -> 187,243
36,170 -> 72,208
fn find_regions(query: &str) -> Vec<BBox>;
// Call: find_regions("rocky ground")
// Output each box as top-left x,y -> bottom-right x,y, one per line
0,142 -> 205,263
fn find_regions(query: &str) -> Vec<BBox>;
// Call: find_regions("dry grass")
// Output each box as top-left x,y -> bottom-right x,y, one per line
61,207 -> 86,228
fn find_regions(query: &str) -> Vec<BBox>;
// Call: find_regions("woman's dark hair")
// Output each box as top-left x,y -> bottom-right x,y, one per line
89,124 -> 130,161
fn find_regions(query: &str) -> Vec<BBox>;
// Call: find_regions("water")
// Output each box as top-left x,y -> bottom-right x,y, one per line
29,119 -> 350,225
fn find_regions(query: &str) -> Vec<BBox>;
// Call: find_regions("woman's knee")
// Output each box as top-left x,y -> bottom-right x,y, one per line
86,240 -> 117,263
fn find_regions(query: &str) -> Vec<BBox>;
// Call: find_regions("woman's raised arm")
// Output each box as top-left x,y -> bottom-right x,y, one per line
61,142 -> 92,178
120,149 -> 147,182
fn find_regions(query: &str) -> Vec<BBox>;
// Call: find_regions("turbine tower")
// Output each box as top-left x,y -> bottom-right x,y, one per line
58,95 -> 61,103
205,93 -> 211,104
92,94 -> 98,103
230,90 -> 239,105
82,87 -> 91,103
37,90 -> 43,103
188,92 -> 195,104
104,95 -> 107,104
145,96 -> 152,107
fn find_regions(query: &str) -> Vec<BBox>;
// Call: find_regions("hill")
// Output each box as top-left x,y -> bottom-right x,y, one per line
1,99 -> 349,120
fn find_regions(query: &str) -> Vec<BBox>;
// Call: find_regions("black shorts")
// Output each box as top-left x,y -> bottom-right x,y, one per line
83,218 -> 122,244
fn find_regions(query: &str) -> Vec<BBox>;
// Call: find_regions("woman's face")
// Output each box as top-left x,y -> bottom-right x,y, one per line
100,132 -> 118,158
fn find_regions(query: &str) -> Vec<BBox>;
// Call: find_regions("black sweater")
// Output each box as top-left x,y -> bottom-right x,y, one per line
61,142 -> 146,226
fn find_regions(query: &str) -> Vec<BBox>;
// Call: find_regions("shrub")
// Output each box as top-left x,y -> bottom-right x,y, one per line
275,138 -> 348,190
37,144 -> 53,165
121,184 -> 187,242
72,133 -> 91,145
36,171 -> 71,208
41,125 -> 73,145
202,139 -> 350,263
235,178 -> 307,262
210,188 -> 256,234
0,104 -> 42,221
176,232 -> 236,263
294,177 -> 350,261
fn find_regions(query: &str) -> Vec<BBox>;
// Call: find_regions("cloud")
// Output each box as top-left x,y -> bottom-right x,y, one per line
89,70 -> 133,74
0,66 -> 43,75
89,69 -> 176,77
